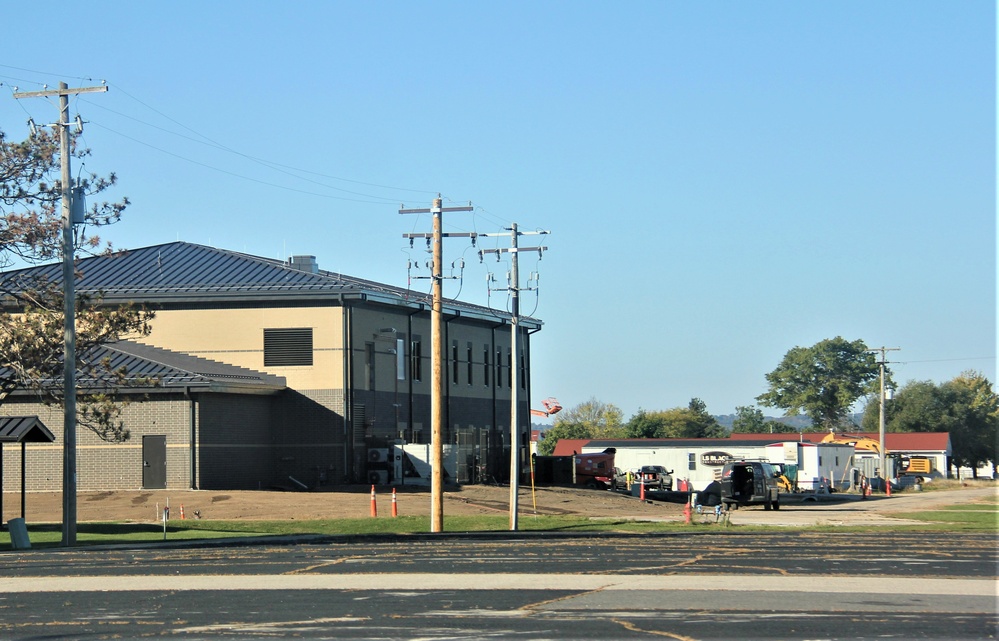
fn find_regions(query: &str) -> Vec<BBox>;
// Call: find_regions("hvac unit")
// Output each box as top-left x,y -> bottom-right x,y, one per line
367,469 -> 389,485
368,448 -> 389,464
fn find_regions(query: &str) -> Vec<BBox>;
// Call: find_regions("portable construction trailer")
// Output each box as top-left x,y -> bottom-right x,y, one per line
577,438 -> 858,493
765,441 -> 856,491
579,439 -> 777,492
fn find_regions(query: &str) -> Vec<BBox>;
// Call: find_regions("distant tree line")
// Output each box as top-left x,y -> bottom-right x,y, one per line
537,337 -> 998,477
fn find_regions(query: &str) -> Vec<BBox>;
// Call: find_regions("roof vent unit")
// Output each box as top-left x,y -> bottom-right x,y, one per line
288,255 -> 319,274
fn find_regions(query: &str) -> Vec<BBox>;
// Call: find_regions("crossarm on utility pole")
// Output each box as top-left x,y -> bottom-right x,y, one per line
398,197 -> 472,533
13,81 -> 108,547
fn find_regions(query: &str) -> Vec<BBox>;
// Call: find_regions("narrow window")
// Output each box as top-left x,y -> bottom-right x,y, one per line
410,339 -> 423,382
483,345 -> 490,387
263,328 -> 313,367
451,341 -> 459,385
519,348 -> 527,390
466,342 -> 473,386
365,342 -> 375,390
688,453 -> 696,471
495,347 -> 503,388
507,348 -> 512,388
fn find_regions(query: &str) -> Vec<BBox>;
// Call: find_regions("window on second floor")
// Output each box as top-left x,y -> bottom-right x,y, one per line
410,338 -> 423,381
466,342 -> 473,386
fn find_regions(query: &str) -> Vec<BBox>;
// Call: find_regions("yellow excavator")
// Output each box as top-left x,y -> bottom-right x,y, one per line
819,432 -> 884,454
820,432 -> 934,483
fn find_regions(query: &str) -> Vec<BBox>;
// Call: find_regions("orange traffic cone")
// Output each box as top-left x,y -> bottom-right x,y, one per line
640,480 -> 645,501
391,488 -> 398,517
370,485 -> 378,517
180,504 -> 185,520
683,500 -> 691,524
886,479 -> 892,497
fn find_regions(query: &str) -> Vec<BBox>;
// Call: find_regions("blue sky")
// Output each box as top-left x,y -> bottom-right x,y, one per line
1,1 -> 994,420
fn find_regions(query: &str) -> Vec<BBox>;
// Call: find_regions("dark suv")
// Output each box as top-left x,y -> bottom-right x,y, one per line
720,460 -> 780,510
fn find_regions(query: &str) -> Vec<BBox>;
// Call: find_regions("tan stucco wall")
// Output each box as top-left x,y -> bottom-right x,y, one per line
138,306 -> 344,389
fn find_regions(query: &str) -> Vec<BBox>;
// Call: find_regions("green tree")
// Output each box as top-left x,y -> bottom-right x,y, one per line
623,409 -> 670,438
686,397 -> 727,437
860,380 -> 940,433
0,127 -> 152,441
757,337 -> 883,430
536,397 -> 625,455
860,372 -> 998,477
623,398 -> 725,439
730,405 -> 799,434
947,372 -> 999,476
552,397 -> 624,439
731,405 -> 766,433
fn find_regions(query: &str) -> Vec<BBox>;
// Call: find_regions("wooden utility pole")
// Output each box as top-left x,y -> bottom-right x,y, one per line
400,197 -> 473,532
479,225 -> 548,530
14,81 -> 108,547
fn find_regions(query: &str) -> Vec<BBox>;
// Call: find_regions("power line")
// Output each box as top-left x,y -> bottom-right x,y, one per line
6,71 -> 540,232
897,357 -> 995,365
86,88 -> 438,197
88,122 -> 402,205
0,64 -> 93,83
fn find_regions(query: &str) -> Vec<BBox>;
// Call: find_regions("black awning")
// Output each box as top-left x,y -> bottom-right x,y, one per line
0,416 -> 55,443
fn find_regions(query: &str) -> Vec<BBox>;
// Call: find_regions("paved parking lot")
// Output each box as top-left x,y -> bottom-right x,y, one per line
0,530 -> 995,640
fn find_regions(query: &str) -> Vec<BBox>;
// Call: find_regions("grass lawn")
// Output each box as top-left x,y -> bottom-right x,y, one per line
0,515 -> 702,548
2,489 -> 995,548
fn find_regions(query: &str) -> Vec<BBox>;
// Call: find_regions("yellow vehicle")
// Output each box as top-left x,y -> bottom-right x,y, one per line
771,462 -> 799,493
820,433 -> 935,483
819,432 -> 884,454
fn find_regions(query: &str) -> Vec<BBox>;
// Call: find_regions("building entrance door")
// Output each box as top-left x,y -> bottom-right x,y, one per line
142,435 -> 167,489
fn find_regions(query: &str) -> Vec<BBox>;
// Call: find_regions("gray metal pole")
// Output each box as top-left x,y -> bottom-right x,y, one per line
477,225 -> 548,531
59,83 -> 77,547
12,82 -> 107,547
509,223 -> 519,531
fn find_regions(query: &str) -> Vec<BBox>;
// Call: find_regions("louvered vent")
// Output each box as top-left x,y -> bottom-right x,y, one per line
263,328 -> 314,367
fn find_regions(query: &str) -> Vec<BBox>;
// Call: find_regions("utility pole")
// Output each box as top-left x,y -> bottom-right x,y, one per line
400,196 -> 473,532
14,81 -> 108,547
868,346 -> 900,486
479,224 -> 548,530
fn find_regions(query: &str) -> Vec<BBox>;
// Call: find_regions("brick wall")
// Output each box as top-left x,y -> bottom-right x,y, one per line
0,395 -> 190,492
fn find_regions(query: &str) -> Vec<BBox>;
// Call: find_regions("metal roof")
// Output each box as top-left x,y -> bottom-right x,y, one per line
0,242 -> 538,328
0,416 -> 55,443
97,341 -> 287,393
1,340 -> 286,396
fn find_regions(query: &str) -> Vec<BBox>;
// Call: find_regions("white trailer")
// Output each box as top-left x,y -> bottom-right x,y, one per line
765,442 -> 856,491
580,439 -> 776,492
579,438 -> 858,493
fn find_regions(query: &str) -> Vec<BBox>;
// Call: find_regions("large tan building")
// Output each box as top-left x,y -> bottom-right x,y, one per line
0,242 -> 540,491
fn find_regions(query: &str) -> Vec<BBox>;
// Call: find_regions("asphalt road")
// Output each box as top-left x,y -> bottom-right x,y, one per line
0,531 -> 995,640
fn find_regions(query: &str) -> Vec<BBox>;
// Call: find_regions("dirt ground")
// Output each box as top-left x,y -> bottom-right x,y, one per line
0,484 -> 685,524
2,482 -> 994,526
